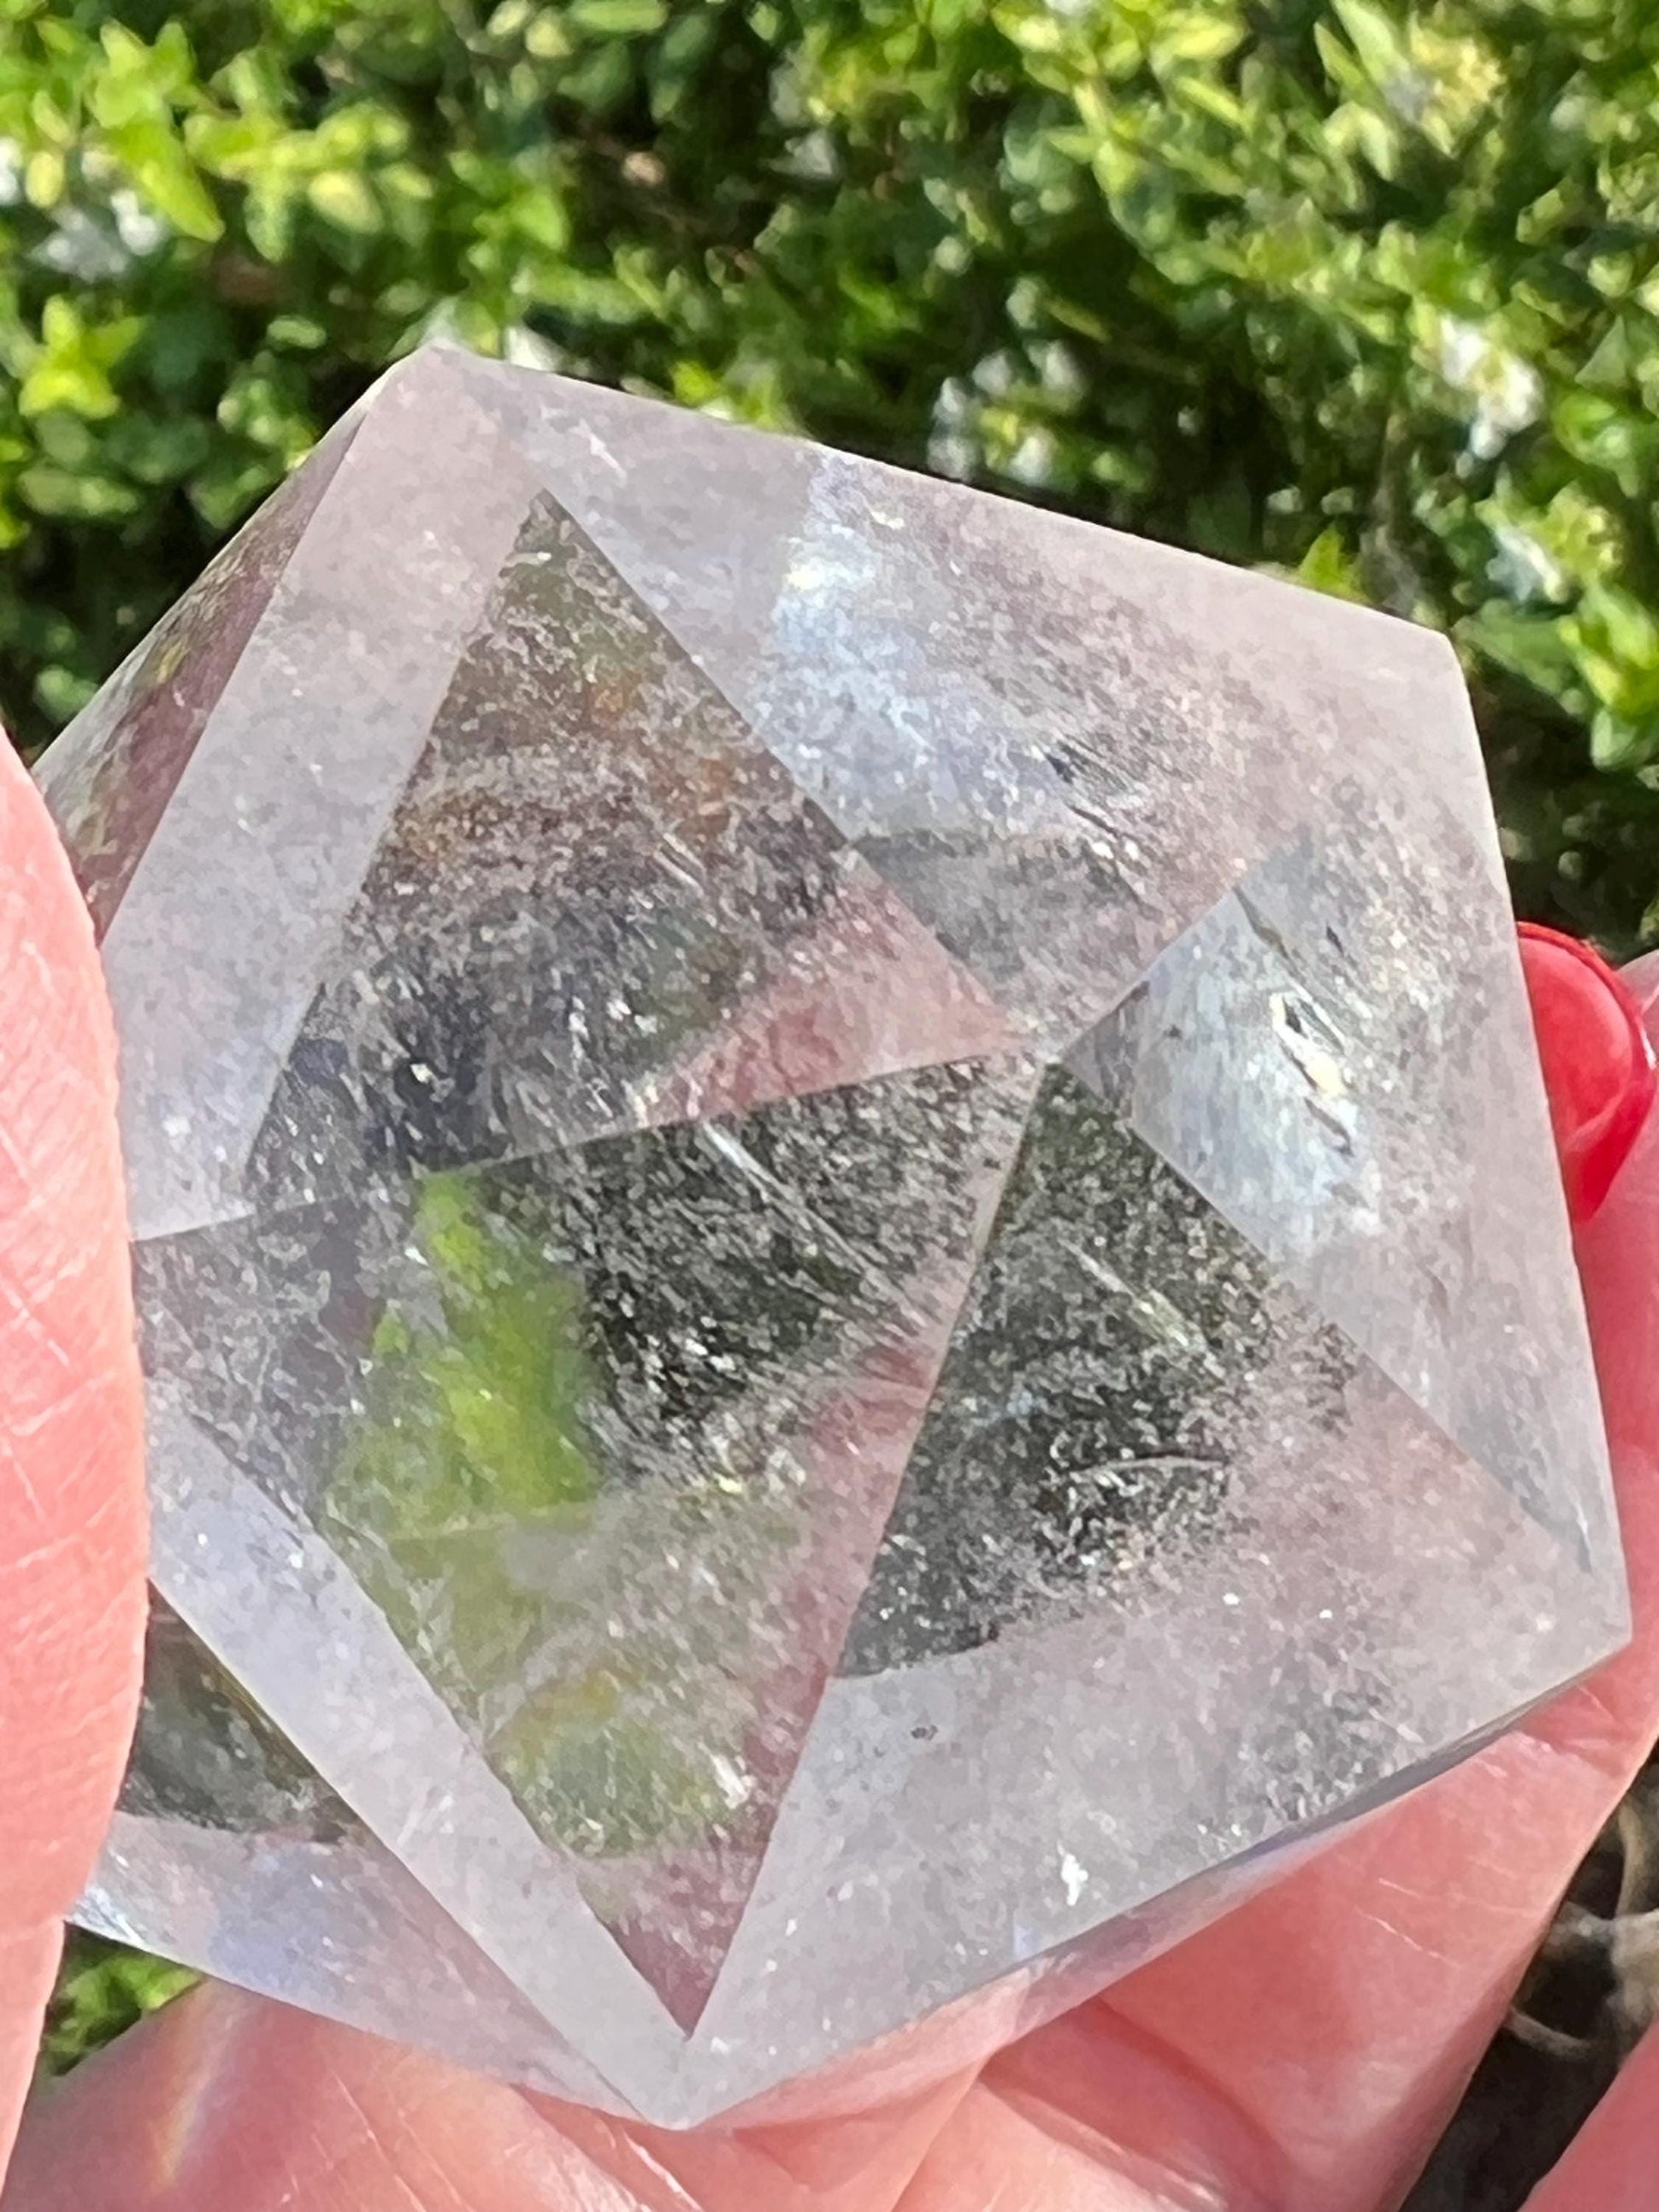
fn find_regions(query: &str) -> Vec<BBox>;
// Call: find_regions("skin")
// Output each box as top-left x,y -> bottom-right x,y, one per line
1,732 -> 1656,2210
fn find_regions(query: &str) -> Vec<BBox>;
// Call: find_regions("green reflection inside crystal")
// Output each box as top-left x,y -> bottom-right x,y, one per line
323,1170 -> 742,1860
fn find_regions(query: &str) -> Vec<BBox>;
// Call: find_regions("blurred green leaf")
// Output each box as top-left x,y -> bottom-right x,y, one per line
569,0 -> 668,32
1294,525 -> 1367,604
107,118 -> 223,241
308,168 -> 382,234
17,462 -> 142,516
38,1936 -> 198,2080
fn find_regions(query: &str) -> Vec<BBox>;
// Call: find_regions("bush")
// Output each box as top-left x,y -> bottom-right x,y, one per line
3,0 -> 1659,944
36,1934 -> 195,2080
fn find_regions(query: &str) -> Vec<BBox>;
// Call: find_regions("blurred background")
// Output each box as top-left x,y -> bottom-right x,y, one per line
3,0 -> 1659,949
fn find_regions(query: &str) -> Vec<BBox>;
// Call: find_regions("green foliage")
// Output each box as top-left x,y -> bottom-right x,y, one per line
3,0 -> 1659,939
37,1933 -> 197,2079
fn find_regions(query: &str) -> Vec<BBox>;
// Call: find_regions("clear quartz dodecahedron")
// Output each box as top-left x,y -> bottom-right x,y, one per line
41,345 -> 1627,2127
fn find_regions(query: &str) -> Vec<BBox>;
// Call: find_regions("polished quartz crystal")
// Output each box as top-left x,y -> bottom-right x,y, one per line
39,345 -> 1627,2126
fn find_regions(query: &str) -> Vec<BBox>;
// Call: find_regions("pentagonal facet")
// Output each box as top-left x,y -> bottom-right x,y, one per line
44,346 -> 1627,2128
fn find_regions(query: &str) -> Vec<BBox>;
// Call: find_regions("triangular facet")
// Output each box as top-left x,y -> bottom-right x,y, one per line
38,417 -> 360,941
841,1061 -> 1570,1681
140,1053 -> 1036,2025
241,488 -> 1011,1218
845,1064 -> 1285,1672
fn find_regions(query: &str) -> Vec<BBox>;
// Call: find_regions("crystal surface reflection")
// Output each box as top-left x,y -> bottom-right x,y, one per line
41,346 -> 1627,2126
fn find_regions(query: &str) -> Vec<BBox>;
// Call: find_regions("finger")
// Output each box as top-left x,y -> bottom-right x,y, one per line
3,1984 -> 673,2212
1,1977 -> 969,2212
540,2062 -> 979,2212
898,943 -> 1659,2212
1521,2020 -> 1659,2211
0,738 -> 148,2170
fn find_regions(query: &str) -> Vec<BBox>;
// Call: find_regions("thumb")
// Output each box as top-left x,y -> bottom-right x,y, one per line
0,736 -> 148,2171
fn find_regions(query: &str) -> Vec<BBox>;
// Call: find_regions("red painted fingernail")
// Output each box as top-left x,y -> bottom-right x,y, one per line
1518,923 -> 1656,1226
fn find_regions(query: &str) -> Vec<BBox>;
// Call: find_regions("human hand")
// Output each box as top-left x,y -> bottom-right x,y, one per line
1,722 -> 1656,2212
